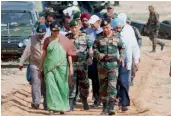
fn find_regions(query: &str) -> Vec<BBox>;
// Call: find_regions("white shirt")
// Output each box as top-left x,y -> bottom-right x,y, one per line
120,24 -> 140,69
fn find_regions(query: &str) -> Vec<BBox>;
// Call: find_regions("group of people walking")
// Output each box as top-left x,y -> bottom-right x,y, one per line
18,4 -> 165,115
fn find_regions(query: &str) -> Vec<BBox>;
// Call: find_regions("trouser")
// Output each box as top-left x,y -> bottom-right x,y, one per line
30,65 -> 41,105
41,71 -> 47,109
149,31 -> 164,50
130,58 -> 136,86
69,62 -> 89,99
88,60 -> 100,103
117,65 -> 130,106
98,65 -> 118,103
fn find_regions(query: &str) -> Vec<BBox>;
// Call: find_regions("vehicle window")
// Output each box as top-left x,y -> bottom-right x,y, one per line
1,12 -> 33,26
1,12 -> 33,36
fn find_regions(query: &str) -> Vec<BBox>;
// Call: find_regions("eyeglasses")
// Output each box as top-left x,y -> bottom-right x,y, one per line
47,20 -> 53,23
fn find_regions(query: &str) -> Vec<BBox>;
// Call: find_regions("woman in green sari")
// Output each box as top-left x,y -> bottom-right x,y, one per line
39,21 -> 76,114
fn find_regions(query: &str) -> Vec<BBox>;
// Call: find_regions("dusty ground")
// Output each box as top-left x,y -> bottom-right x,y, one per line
1,1 -> 171,116
1,37 -> 171,116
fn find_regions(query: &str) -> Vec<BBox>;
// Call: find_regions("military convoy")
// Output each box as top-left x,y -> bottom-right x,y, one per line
1,1 -> 171,59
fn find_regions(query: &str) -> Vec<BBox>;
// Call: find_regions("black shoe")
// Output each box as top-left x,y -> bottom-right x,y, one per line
161,43 -> 165,51
60,111 -> 64,115
31,103 -> 39,109
108,101 -> 115,115
82,98 -> 89,110
150,50 -> 156,53
121,106 -> 128,112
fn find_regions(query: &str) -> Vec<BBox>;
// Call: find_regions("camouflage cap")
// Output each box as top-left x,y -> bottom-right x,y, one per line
148,5 -> 154,9
101,18 -> 111,27
69,19 -> 78,27
127,16 -> 131,22
106,3 -> 113,8
73,12 -> 81,20
36,24 -> 46,34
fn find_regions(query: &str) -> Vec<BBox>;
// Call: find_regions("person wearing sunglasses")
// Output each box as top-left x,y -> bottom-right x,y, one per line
18,24 -> 48,110
45,12 -> 55,36
39,21 -> 76,115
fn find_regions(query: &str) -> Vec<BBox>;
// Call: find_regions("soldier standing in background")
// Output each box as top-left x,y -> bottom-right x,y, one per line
93,18 -> 125,115
146,5 -> 165,52
66,19 -> 93,111
103,3 -> 117,20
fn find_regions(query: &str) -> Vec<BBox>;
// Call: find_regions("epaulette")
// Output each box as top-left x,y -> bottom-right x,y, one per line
65,32 -> 72,38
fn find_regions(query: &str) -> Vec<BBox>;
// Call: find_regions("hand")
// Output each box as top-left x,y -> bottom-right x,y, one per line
68,75 -> 73,87
98,53 -> 105,60
119,57 -> 125,67
69,66 -> 73,76
88,58 -> 93,66
135,64 -> 139,71
18,65 -> 23,71
126,66 -> 129,71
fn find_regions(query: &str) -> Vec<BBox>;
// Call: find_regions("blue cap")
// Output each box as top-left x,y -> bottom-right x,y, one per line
36,24 -> 46,34
111,18 -> 120,29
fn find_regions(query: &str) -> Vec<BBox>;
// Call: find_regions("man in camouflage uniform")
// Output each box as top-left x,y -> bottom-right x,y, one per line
103,4 -> 117,20
66,19 -> 93,111
93,18 -> 125,115
146,5 -> 165,52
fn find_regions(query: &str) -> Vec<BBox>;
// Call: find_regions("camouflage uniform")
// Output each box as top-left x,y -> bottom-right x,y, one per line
147,11 -> 165,52
93,32 -> 125,114
103,12 -> 118,20
66,31 -> 93,110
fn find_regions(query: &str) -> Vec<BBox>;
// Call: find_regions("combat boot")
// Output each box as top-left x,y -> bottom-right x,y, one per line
151,46 -> 156,53
161,43 -> 165,51
82,97 -> 89,110
108,101 -> 115,115
69,98 -> 74,111
100,102 -> 109,115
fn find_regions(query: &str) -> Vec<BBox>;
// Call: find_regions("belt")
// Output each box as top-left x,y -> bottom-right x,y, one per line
100,57 -> 118,62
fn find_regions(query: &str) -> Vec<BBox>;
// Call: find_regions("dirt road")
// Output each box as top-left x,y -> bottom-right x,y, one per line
1,37 -> 171,116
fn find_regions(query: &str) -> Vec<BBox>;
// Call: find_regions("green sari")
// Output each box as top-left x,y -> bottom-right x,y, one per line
43,39 -> 69,111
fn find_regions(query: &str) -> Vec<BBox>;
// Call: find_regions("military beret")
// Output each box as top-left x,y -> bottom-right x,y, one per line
148,5 -> 154,9
69,19 -> 78,27
50,21 -> 60,31
73,12 -> 81,20
101,18 -> 111,27
36,24 -> 46,34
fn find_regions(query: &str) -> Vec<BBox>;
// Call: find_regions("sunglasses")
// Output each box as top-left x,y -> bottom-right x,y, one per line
51,30 -> 59,32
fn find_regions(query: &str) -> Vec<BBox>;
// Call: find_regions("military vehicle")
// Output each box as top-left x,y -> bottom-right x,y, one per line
1,1 -> 39,59
131,20 -> 171,40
